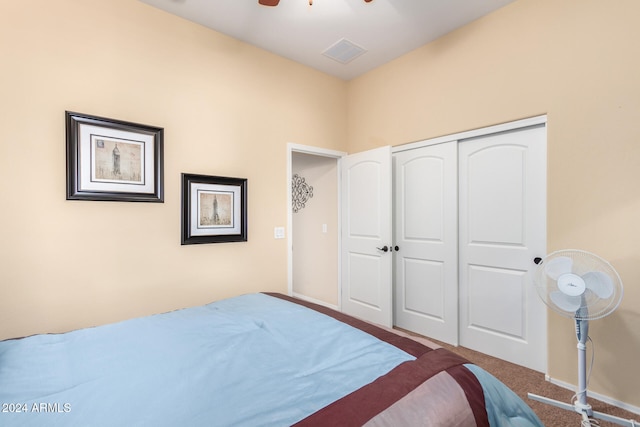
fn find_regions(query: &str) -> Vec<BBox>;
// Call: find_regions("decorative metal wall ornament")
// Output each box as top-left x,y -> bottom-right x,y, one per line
292,173 -> 313,213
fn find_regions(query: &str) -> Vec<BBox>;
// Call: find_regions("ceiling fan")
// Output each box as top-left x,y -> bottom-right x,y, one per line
259,0 -> 372,6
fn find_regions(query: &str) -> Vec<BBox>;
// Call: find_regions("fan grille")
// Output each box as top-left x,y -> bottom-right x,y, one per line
533,249 -> 623,320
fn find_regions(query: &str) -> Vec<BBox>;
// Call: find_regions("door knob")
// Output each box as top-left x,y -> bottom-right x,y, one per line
376,245 -> 389,252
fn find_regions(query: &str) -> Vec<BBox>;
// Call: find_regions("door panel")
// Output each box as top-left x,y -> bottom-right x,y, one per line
467,265 -> 526,338
403,259 -> 444,317
348,253 -> 383,308
466,145 -> 526,245
341,146 -> 392,327
458,125 -> 546,372
393,142 -> 458,344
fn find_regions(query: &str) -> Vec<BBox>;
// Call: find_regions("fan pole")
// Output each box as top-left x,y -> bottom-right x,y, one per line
575,317 -> 592,418
528,316 -> 639,426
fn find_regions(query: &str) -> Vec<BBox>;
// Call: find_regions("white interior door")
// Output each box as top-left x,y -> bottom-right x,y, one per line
393,142 -> 458,344
458,125 -> 547,372
340,146 -> 393,327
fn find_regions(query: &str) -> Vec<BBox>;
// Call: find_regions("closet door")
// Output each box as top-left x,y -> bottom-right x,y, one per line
458,125 -> 547,372
393,142 -> 458,344
341,146 -> 393,327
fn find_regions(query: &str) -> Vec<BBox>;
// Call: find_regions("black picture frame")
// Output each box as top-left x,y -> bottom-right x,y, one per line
181,173 -> 248,245
66,111 -> 164,202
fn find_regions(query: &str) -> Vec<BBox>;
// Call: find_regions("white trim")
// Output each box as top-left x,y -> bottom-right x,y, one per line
545,374 -> 640,416
288,143 -> 346,158
291,292 -> 340,311
287,143 -> 346,308
392,115 -> 547,153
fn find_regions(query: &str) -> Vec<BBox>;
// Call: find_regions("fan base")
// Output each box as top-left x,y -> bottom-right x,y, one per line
527,393 -> 639,426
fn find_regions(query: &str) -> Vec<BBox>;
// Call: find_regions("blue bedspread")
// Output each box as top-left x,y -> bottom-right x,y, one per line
0,293 -> 414,426
1,293 -> 544,426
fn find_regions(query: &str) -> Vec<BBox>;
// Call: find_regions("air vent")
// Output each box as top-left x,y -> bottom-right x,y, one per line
322,38 -> 367,64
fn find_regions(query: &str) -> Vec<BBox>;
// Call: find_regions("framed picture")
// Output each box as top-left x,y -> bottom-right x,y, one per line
181,173 -> 248,245
66,111 -> 164,202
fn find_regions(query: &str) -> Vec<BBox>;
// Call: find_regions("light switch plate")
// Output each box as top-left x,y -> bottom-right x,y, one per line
274,227 -> 285,239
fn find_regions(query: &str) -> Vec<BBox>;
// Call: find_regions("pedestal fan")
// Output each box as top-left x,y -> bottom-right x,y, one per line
528,249 -> 637,426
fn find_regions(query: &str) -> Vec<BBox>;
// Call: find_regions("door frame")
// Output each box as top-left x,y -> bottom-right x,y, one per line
287,143 -> 346,310
392,115 -> 547,154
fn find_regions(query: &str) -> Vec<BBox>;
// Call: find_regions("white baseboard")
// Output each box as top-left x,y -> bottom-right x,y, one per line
290,292 -> 339,311
545,375 -> 640,416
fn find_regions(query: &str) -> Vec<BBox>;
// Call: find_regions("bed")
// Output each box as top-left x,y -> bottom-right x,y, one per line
0,292 -> 543,426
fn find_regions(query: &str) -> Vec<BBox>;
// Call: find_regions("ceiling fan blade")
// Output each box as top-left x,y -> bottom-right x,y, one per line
582,271 -> 614,299
550,291 -> 581,313
544,256 -> 573,280
258,0 -> 280,6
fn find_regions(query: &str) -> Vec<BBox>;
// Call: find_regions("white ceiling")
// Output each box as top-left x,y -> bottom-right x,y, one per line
138,0 -> 516,80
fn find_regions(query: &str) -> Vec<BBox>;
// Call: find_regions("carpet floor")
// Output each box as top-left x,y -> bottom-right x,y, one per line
397,330 -> 638,427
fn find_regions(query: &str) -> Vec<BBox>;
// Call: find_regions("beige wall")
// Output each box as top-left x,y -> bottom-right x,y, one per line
348,0 -> 640,409
0,0 -> 346,339
292,153 -> 339,306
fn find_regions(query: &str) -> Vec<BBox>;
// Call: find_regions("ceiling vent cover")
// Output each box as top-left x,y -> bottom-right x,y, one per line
322,38 -> 367,64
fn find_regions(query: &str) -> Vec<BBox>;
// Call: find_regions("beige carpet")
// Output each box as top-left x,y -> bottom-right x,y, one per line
397,330 -> 638,427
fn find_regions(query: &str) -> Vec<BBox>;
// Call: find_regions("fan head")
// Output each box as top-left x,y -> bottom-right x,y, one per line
533,249 -> 623,320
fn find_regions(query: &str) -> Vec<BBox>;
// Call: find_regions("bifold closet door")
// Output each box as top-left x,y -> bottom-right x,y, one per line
458,125 -> 547,372
393,141 -> 458,345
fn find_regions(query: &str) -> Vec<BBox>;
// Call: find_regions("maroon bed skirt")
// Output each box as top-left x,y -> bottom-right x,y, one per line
265,293 -> 489,427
